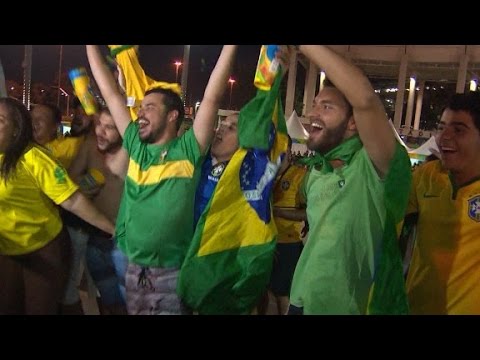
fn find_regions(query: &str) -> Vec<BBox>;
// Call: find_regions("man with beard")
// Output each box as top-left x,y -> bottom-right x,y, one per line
68,107 -> 128,315
288,45 -> 412,315
405,92 -> 480,314
86,45 -> 237,315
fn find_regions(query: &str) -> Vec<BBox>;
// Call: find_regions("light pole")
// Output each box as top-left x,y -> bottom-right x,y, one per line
181,45 -> 190,105
57,45 -> 63,107
228,77 -> 236,110
174,61 -> 182,83
23,45 -> 32,110
53,86 -> 70,117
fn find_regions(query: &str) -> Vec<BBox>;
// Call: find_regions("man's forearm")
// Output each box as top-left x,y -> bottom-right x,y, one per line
273,207 -> 307,222
60,191 -> 115,235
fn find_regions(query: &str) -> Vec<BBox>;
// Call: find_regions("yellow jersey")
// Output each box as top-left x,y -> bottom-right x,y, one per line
0,145 -> 79,255
273,164 -> 307,244
406,160 -> 480,314
44,136 -> 85,169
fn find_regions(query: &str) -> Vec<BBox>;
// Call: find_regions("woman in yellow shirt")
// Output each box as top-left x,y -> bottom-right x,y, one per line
0,98 -> 114,314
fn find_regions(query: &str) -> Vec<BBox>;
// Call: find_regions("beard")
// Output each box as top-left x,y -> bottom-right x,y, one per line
307,117 -> 349,154
97,138 -> 122,154
140,120 -> 167,144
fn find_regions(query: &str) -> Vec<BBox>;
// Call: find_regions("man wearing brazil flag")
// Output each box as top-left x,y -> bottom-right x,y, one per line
177,45 -> 291,315
289,45 -> 412,315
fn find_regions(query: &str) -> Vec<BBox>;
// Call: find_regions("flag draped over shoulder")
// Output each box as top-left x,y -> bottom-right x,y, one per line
177,74 -> 288,315
367,143 -> 411,315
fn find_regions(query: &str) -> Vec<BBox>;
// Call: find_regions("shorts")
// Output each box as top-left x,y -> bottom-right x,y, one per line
269,242 -> 303,296
125,264 -> 191,315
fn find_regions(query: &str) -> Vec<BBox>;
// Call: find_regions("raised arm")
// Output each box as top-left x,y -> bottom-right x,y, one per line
297,45 -> 396,177
86,45 -> 131,138
193,45 -> 238,154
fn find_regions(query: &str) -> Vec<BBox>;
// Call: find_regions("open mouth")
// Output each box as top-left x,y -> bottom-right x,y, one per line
309,121 -> 324,135
440,145 -> 456,154
138,118 -> 150,129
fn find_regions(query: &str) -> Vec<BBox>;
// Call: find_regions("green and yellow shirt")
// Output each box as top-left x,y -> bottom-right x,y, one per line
116,122 -> 203,268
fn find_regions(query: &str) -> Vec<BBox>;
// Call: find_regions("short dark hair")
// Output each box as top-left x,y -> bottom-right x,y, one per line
322,78 -> 353,118
0,98 -> 33,182
144,88 -> 185,131
445,92 -> 480,132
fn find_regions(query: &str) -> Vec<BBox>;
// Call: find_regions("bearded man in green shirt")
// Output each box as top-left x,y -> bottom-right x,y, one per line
86,45 -> 237,315
289,45 -> 412,315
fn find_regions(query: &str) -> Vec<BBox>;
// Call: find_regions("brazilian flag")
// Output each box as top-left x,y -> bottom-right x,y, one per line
177,73 -> 289,315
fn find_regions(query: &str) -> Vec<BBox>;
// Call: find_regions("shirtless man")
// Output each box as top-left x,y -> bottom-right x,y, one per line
69,107 -> 129,315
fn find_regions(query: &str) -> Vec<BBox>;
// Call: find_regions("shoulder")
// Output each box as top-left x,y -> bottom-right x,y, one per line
22,144 -> 62,172
24,144 -> 52,161
291,163 -> 308,174
413,159 -> 444,181
416,159 -> 442,175
124,121 -> 140,139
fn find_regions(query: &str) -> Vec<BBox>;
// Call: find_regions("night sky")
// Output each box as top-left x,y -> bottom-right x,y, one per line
0,45 -> 263,110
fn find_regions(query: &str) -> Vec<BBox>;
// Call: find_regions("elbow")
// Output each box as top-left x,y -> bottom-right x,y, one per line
355,93 -> 381,111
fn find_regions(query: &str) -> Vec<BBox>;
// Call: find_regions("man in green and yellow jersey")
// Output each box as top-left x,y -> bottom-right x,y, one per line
87,45 -> 237,314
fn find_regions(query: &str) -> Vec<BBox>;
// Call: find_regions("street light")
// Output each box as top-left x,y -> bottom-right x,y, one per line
470,79 -> 477,92
174,61 -> 182,83
228,77 -> 236,110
